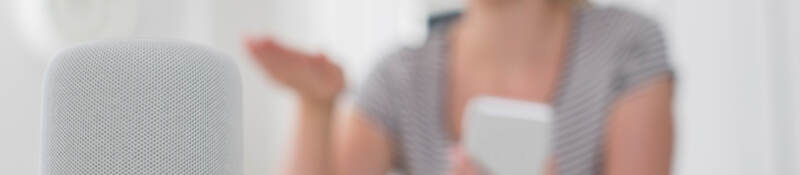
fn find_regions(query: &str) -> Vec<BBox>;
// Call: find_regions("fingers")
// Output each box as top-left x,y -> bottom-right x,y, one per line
245,36 -> 330,69
448,145 -> 468,175
448,144 -> 487,175
244,37 -> 274,67
246,37 -> 316,61
244,37 -> 297,72
244,37 -> 296,86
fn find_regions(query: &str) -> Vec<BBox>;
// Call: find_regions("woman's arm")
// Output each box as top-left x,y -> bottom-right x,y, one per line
245,37 -> 394,175
287,102 -> 394,175
285,100 -> 336,175
605,76 -> 674,175
332,109 -> 395,175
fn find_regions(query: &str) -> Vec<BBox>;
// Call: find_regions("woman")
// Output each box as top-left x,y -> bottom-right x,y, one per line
246,0 -> 674,174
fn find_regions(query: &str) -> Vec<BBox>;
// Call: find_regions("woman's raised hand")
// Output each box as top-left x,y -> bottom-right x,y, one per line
245,37 -> 345,106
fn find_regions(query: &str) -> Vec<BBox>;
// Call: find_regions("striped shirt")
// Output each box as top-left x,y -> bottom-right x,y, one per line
356,5 -> 673,175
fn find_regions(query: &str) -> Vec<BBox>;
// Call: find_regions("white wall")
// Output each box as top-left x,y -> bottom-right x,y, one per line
788,1 -> 800,174
1,0 -> 798,175
669,0 -> 774,173
0,2 -> 44,173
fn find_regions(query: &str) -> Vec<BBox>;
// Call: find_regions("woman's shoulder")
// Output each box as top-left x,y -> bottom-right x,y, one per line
356,27 -> 449,137
584,5 -> 659,24
579,5 -> 665,43
368,19 -> 451,85
370,46 -> 440,82
579,5 -> 673,92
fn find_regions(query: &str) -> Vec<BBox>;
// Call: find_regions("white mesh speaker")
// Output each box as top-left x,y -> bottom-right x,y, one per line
42,39 -> 242,174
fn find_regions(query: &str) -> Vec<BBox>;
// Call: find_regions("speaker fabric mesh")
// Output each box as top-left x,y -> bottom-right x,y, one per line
42,40 -> 242,174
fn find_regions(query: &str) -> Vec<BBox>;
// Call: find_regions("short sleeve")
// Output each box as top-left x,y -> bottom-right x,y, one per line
619,19 -> 674,94
354,51 -> 409,141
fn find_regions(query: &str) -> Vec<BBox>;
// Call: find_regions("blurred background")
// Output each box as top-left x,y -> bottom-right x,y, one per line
1,0 -> 799,174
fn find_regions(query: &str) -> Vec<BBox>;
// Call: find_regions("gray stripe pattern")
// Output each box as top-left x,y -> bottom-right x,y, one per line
356,5 -> 673,175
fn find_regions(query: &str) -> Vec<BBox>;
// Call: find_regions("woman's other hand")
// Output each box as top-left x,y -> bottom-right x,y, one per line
245,37 -> 345,106
447,144 -> 488,175
245,36 -> 349,175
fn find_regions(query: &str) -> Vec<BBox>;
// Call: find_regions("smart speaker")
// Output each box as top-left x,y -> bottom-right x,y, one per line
42,39 -> 242,174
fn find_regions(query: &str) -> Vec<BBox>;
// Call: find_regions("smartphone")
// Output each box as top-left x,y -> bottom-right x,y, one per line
463,96 -> 553,175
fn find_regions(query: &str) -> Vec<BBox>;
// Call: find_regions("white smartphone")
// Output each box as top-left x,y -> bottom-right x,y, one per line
463,96 -> 553,175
